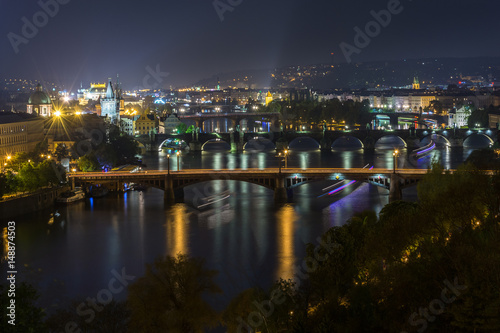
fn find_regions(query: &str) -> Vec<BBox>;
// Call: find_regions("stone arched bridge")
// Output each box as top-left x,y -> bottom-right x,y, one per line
141,128 -> 498,151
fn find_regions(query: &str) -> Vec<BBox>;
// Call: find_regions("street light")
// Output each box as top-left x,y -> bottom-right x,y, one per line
284,149 -> 288,168
167,154 -> 170,174
176,151 -> 180,171
278,152 -> 282,174
393,149 -> 399,173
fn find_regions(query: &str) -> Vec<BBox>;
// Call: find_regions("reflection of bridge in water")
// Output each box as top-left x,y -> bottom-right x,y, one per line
69,168 -> 438,205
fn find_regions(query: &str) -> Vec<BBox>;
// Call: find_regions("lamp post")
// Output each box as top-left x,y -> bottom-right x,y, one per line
167,154 -> 170,175
176,151 -> 180,171
278,152 -> 282,174
393,149 -> 399,173
284,149 -> 288,168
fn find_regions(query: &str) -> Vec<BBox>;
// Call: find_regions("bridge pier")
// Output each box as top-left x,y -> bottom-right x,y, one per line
389,174 -> 402,202
448,138 -> 463,147
320,137 -> 331,151
275,138 -> 289,150
274,175 -> 288,203
189,141 -> 202,151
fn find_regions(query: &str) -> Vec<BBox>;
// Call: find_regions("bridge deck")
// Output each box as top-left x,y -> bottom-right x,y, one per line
69,168 -> 434,180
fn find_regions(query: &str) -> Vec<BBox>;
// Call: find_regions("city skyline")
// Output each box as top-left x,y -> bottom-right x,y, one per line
1,0 -> 500,89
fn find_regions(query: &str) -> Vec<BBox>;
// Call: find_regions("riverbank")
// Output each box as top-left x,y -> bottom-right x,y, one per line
0,186 -> 69,221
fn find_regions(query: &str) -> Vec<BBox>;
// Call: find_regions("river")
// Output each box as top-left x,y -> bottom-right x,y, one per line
0,139 -> 487,316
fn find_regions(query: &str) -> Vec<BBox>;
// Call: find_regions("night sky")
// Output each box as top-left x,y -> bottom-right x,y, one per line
1,0 -> 499,89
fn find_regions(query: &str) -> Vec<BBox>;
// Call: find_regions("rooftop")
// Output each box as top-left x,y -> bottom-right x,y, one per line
0,112 -> 40,124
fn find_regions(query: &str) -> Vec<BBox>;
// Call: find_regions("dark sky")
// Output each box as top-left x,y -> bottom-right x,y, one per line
1,0 -> 499,89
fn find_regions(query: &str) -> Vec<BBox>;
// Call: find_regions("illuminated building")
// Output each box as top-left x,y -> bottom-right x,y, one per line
100,79 -> 123,125
133,110 -> 157,136
0,112 -> 44,165
265,91 -> 273,105
412,77 -> 420,90
448,106 -> 471,128
26,84 -> 52,117
160,114 -> 183,134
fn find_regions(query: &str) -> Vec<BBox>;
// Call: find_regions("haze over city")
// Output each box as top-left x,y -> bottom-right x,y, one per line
1,0 -> 500,88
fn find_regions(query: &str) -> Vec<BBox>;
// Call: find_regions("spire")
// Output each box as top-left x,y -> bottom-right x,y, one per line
106,79 -> 114,98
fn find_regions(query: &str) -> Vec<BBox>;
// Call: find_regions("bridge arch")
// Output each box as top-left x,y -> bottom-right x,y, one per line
243,137 -> 276,151
463,132 -> 495,148
331,136 -> 364,149
288,137 -> 320,150
420,133 -> 450,147
374,135 -> 407,149
158,138 -> 189,152
201,138 -> 231,151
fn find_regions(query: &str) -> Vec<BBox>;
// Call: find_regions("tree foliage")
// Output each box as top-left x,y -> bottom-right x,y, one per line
127,254 -> 222,333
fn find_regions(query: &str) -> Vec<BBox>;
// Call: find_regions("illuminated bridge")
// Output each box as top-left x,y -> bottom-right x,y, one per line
68,168 -> 436,204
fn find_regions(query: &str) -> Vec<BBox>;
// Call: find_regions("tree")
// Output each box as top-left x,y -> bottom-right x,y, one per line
127,254 -> 222,333
17,163 -> 40,191
54,143 -> 71,162
175,123 -> 188,134
45,300 -> 129,333
467,107 -> 490,128
0,282 -> 48,333
78,153 -> 100,172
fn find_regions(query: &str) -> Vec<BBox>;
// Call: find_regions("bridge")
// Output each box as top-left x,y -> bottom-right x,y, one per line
68,168 -> 435,205
148,128 -> 498,152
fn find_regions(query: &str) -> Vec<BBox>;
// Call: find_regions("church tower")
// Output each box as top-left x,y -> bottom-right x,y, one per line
412,77 -> 420,90
265,91 -> 273,105
100,79 -> 120,125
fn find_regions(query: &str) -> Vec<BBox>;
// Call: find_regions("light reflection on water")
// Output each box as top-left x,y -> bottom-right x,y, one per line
2,146 -> 478,313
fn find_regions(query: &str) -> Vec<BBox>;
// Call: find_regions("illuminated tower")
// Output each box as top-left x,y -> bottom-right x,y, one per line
265,91 -> 273,105
412,77 -> 420,90
101,79 -> 120,125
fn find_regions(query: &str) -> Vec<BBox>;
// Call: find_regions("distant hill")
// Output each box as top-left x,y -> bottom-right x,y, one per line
193,57 -> 500,90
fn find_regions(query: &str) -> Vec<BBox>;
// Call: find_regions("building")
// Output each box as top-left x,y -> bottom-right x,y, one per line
120,115 -> 139,136
77,83 -> 107,104
265,91 -> 273,105
27,84 -> 53,117
0,112 -> 44,165
412,77 -> 420,90
133,111 -> 157,136
160,114 -> 183,134
100,80 -> 123,125
489,112 -> 500,129
448,106 -> 471,128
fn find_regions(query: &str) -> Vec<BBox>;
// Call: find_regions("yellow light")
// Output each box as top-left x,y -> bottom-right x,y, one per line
72,168 -> 76,172
75,111 -> 81,115
7,155 -> 11,160
54,111 -> 61,117
47,155 -> 51,159
176,151 -> 180,156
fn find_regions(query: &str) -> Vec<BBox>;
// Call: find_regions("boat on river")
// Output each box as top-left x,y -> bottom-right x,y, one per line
57,188 -> 86,204
197,190 -> 232,210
